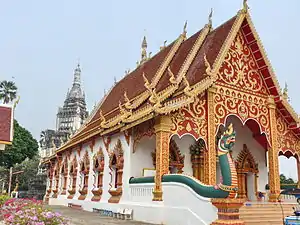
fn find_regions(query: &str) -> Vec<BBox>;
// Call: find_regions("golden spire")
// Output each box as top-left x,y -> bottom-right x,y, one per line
242,0 -> 249,13
182,21 -> 188,39
141,35 -> 148,64
208,8 -> 213,27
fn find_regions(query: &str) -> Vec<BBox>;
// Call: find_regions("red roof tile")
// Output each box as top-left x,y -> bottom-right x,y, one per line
0,105 -> 13,143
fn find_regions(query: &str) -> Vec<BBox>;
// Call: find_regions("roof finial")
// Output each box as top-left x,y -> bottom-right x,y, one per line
242,0 -> 249,13
160,40 -> 167,51
182,21 -> 188,39
140,34 -> 148,64
208,8 -> 213,27
114,76 -> 117,84
282,82 -> 289,100
73,61 -> 81,85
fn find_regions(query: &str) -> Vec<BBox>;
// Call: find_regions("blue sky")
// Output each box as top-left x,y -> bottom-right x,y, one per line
0,0 -> 299,179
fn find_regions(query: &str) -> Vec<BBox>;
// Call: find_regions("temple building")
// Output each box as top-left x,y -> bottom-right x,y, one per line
39,64 -> 89,159
43,3 -> 300,225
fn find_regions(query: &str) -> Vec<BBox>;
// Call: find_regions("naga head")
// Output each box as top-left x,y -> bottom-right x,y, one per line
218,123 -> 236,156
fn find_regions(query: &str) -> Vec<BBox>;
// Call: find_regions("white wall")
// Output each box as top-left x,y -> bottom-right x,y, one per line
172,135 -> 194,176
225,116 -> 268,193
130,135 -> 155,178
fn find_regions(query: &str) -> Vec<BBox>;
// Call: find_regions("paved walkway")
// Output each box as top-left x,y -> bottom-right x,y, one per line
48,205 -> 155,225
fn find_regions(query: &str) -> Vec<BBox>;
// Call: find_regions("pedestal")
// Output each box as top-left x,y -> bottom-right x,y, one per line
211,198 -> 245,225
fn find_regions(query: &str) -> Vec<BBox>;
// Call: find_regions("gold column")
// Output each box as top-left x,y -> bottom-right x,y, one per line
153,115 -> 172,201
267,96 -> 281,202
297,160 -> 300,188
237,172 -> 247,199
205,85 -> 217,185
254,174 -> 258,199
200,155 -> 204,182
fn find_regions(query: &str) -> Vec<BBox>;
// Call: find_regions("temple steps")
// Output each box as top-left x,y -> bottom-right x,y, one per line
240,202 -> 297,225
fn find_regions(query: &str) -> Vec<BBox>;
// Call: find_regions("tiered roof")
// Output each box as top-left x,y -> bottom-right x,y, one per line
51,4 -> 299,157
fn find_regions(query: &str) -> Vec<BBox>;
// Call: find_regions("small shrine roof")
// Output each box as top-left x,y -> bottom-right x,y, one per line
0,104 -> 13,145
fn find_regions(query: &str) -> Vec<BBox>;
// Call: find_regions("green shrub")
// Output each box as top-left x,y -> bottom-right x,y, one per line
0,195 -> 11,206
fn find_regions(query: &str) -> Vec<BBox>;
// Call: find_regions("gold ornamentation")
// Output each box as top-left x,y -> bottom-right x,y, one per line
217,32 -> 267,95
267,96 -> 280,202
132,120 -> 155,152
168,66 -> 177,84
108,139 -> 124,203
142,72 -> 151,90
123,92 -> 132,109
243,0 -> 248,13
153,116 -> 172,201
123,129 -> 131,146
214,86 -> 271,144
152,139 -> 185,174
205,86 -> 217,185
102,136 -> 111,152
171,94 -> 207,141
276,113 -> 300,154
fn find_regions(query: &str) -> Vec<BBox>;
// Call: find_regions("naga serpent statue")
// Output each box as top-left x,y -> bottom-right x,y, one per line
129,123 -> 238,198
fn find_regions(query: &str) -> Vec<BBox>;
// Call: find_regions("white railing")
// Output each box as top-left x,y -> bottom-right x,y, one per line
128,182 -> 217,225
129,183 -> 154,203
265,190 -> 297,202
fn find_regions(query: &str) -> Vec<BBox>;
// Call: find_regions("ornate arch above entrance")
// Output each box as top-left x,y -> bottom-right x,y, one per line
236,144 -> 258,174
235,144 -> 259,199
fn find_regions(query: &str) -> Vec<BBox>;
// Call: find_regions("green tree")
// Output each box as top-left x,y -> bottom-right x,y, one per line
280,174 -> 295,184
0,80 -> 17,104
0,120 -> 39,168
13,156 -> 41,191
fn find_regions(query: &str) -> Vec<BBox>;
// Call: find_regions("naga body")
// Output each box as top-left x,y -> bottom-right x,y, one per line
129,123 -> 238,198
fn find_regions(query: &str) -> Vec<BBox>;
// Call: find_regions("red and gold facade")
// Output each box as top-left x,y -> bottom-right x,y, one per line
43,4 -> 300,213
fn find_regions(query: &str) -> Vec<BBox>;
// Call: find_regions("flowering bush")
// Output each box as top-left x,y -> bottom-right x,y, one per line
0,195 -> 10,206
1,198 -> 69,225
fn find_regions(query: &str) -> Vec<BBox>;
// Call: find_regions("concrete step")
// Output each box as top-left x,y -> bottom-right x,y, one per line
240,202 -> 296,225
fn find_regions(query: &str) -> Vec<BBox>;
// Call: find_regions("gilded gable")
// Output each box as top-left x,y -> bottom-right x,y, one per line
217,31 -> 268,96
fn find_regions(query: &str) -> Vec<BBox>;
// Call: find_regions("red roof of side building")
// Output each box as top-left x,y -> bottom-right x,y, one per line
0,105 -> 13,144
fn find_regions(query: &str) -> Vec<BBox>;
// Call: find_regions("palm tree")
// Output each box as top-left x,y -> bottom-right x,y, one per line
0,80 -> 17,104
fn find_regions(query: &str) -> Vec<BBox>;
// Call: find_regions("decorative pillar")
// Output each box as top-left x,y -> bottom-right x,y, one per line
237,172 -> 247,199
211,198 -> 245,225
44,165 -> 53,204
297,159 -> 300,188
205,85 -> 217,185
52,173 -> 59,198
267,96 -> 281,202
254,174 -> 259,199
191,155 -> 201,180
67,159 -> 78,199
153,115 -> 172,201
61,172 -> 68,195
200,155 -> 204,182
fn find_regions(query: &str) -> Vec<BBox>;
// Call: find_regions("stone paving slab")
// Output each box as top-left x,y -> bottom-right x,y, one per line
47,205 -> 155,225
